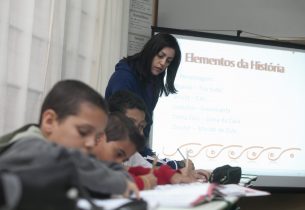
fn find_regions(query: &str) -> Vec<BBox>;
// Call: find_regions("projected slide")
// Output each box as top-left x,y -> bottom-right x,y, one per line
152,34 -> 305,179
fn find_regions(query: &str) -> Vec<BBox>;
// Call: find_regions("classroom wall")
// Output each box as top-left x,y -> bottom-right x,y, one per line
157,0 -> 305,209
157,0 -> 305,38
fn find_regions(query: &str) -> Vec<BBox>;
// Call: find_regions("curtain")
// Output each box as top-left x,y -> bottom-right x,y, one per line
0,0 -> 129,134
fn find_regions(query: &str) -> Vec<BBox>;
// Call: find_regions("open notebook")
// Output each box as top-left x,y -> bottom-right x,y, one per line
139,182 -> 215,208
78,198 -> 157,210
78,182 -> 214,209
78,182 -> 269,209
78,182 -> 215,210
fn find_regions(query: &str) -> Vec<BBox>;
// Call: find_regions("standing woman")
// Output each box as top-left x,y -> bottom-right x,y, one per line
105,33 -> 181,166
105,33 -> 181,140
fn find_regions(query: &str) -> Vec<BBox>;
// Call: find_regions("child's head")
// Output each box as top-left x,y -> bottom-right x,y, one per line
39,80 -> 108,154
92,112 -> 146,163
107,90 -> 147,135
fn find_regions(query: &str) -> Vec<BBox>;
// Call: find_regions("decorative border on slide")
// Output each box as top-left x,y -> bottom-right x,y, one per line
162,143 -> 301,161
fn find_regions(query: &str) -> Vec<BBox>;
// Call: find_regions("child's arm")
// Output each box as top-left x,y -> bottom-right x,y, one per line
0,137 -> 135,196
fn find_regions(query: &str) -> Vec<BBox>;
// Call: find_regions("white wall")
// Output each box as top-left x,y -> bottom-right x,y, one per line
157,0 -> 305,38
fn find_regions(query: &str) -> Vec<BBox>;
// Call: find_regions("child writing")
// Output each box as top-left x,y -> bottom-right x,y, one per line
92,112 -> 198,190
107,90 -> 211,182
0,80 -> 139,199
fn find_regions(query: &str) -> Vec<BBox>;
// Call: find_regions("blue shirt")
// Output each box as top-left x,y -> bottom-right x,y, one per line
105,60 -> 184,169
105,59 -> 158,137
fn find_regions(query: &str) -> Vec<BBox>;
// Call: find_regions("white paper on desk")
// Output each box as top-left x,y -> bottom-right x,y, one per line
216,184 -> 270,197
78,198 -> 129,210
77,198 -> 159,210
139,182 -> 215,208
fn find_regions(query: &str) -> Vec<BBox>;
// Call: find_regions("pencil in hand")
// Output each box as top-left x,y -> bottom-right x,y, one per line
177,148 -> 186,161
150,155 -> 158,174
185,149 -> 190,176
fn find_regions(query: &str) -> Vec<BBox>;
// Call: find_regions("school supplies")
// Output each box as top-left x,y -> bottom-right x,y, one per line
209,165 -> 241,184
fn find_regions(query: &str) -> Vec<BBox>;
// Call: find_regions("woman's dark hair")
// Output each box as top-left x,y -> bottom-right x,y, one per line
107,90 -> 147,114
39,80 -> 108,125
125,33 -> 181,97
105,112 -> 146,152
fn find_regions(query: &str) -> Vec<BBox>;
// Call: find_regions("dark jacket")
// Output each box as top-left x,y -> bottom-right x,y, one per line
105,59 -> 159,135
0,125 -> 131,195
105,60 -> 185,169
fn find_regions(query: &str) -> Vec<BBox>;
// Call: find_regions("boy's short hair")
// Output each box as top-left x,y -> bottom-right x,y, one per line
105,112 -> 146,151
107,90 -> 146,114
39,80 -> 108,125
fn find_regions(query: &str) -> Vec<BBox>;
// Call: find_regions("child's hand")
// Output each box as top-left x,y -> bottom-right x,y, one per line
180,168 -> 211,182
169,173 -> 197,184
184,159 -> 195,170
140,173 -> 157,189
179,159 -> 195,177
193,169 -> 211,182
123,180 -> 140,199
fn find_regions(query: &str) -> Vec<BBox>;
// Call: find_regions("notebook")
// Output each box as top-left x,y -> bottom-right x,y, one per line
139,182 -> 215,208
215,184 -> 270,197
78,197 -> 158,210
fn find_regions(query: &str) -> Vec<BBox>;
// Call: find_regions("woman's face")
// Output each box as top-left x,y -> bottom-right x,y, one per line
151,47 -> 175,76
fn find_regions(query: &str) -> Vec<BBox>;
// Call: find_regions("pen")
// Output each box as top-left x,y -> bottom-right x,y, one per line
150,155 -> 158,174
185,149 -> 189,173
177,148 -> 186,160
178,148 -> 191,175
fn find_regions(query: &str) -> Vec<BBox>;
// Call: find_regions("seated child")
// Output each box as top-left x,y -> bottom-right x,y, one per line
107,90 -> 211,182
92,112 -> 199,190
0,80 -> 139,198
